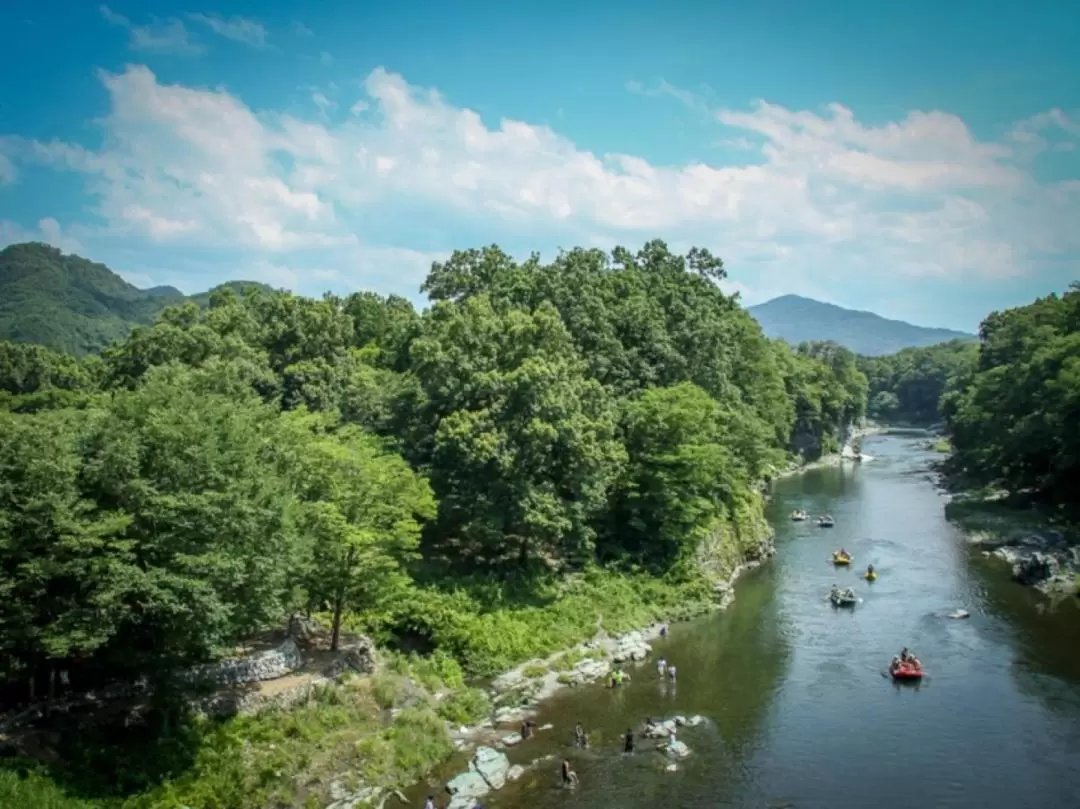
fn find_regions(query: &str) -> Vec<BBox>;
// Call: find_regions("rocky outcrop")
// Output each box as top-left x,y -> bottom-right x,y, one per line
611,632 -> 651,663
976,530 -> 1079,599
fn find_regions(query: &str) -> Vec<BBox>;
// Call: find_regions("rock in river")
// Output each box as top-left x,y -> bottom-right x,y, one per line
446,771 -> 488,803
663,740 -> 692,759
472,745 -> 511,791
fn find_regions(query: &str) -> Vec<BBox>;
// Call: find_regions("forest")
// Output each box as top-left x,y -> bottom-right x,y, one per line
0,238 -> 1075,808
0,241 -> 868,701
941,283 -> 1080,510
858,340 -> 979,425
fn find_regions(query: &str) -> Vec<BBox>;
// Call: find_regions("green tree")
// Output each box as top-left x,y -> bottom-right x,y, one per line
605,383 -> 755,570
408,295 -> 625,571
289,416 -> 435,650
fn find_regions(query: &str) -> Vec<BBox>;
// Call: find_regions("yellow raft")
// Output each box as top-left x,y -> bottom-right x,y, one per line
832,553 -> 852,566
864,571 -> 878,581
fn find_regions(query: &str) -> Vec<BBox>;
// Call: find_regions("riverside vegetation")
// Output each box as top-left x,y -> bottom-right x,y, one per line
0,240 -> 1074,808
0,241 -> 867,809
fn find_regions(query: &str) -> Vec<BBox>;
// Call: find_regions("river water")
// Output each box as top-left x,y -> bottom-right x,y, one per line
466,431 -> 1080,809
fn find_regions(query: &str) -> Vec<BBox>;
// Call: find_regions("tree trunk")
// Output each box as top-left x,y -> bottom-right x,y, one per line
331,590 -> 344,652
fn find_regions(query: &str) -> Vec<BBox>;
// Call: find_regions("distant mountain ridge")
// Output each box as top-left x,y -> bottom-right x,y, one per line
747,294 -> 975,356
0,242 -> 272,355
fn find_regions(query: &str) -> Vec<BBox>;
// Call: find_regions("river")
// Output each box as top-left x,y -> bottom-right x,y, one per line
451,431 -> 1080,809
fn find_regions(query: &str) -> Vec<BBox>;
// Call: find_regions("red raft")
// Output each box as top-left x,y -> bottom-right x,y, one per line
890,663 -> 923,681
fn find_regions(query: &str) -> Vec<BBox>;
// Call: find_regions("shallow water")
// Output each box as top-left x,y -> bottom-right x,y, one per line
434,432 -> 1080,809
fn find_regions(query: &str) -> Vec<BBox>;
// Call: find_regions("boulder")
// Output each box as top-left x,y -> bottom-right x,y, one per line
507,765 -> 526,782
663,739 -> 692,759
611,633 -> 652,663
500,733 -> 523,747
645,719 -> 677,738
684,715 -> 706,727
574,659 -> 610,682
446,771 -> 489,801
472,746 -> 511,791
326,784 -> 381,809
1012,552 -> 1059,585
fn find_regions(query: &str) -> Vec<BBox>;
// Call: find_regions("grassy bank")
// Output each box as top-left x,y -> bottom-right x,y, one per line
0,555 -> 757,809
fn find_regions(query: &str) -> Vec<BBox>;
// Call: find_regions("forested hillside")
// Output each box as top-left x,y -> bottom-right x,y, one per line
858,340 -> 979,425
0,241 -> 870,807
941,283 -> 1080,509
0,240 -> 866,682
0,243 -> 271,355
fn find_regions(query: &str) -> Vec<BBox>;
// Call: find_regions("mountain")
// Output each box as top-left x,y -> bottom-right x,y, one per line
0,242 -> 272,355
747,294 -> 975,356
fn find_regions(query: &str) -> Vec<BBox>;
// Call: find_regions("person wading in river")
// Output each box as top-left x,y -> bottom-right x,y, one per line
561,759 -> 578,788
623,728 -> 635,753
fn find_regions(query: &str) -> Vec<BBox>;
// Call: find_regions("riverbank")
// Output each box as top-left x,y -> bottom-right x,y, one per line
921,436 -> 1080,602
944,492 -> 1080,602
769,421 -> 887,483
0,534 -> 775,809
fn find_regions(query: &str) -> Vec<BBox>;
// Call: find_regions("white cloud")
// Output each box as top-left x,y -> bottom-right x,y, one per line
185,13 -> 267,48
320,51 -> 333,66
312,92 -> 335,115
0,152 -> 15,184
0,217 -> 84,254
291,21 -> 314,37
99,5 -> 203,55
1,65 -> 1078,306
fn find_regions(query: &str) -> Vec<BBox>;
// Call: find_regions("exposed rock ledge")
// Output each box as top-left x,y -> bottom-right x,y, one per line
971,530 -> 1079,599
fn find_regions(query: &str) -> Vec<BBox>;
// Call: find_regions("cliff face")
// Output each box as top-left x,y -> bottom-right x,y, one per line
789,419 -> 854,462
694,493 -> 775,587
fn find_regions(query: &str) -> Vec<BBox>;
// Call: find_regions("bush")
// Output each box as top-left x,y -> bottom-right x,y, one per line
0,771 -> 93,809
436,688 -> 491,725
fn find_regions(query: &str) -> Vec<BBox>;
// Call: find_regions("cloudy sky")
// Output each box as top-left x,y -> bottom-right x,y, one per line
1,0 -> 1078,331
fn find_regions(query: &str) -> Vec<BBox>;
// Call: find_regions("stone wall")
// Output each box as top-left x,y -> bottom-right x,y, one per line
178,637 -> 304,687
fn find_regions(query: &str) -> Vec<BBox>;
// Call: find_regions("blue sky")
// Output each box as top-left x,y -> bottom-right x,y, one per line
1,0 -> 1078,332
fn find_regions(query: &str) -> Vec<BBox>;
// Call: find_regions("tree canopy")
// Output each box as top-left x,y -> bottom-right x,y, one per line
941,283 -> 1080,507
0,240 -> 868,698
858,339 -> 978,425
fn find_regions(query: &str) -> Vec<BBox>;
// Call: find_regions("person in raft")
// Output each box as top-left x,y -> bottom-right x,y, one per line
866,564 -> 875,576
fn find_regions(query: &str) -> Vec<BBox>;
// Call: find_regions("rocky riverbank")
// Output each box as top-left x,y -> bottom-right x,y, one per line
392,545 -> 776,809
769,422 -> 886,483
967,529 -> 1080,600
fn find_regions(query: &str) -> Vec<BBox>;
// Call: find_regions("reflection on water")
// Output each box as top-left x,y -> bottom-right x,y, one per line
432,433 -> 1080,809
